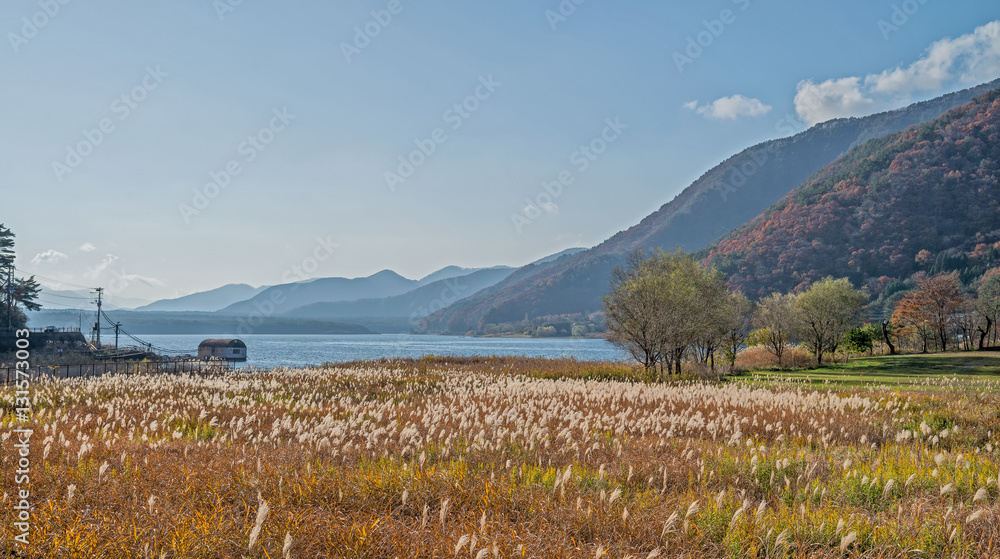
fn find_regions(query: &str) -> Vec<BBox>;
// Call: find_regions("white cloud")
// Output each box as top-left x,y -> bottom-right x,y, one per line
79,242 -> 96,252
868,21 -> 1000,95
115,273 -> 166,287
794,21 -> 1000,126
31,249 -> 68,265
685,95 -> 772,120
523,201 -> 559,216
85,254 -> 119,279
794,77 -> 876,126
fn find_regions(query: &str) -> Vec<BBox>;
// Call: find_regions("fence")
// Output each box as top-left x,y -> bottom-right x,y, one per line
1,360 -> 239,385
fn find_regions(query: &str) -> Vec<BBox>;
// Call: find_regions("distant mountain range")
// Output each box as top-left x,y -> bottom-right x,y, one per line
704,87 -> 1000,300
29,249 -> 586,334
416,79 -> 1000,333
284,267 -> 515,322
135,283 -> 266,312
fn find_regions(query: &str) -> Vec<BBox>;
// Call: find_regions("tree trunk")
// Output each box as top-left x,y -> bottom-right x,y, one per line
978,317 -> 992,351
882,321 -> 896,355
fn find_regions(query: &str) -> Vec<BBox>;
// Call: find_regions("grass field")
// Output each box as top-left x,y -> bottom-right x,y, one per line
737,352 -> 1000,390
2,354 -> 1000,558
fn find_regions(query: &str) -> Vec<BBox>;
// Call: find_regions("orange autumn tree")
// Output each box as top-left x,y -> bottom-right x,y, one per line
891,272 -> 965,352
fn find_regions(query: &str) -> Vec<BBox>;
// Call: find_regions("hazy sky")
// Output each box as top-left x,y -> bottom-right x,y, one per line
4,0 -> 999,303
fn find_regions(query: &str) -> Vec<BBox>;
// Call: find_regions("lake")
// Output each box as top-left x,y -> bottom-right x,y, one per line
137,334 -> 628,369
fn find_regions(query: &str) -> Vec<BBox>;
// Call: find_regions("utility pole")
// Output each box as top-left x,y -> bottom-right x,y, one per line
94,287 -> 103,347
114,322 -> 120,349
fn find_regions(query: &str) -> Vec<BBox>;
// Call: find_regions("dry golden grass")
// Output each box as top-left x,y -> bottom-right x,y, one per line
2,356 -> 999,558
734,346 -> 815,371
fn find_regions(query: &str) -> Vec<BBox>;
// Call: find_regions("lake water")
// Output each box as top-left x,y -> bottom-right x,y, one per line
138,334 -> 628,369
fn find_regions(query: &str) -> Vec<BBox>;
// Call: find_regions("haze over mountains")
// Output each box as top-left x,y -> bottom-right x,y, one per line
29,249 -> 586,334
416,79 -> 1000,334
135,284 -> 266,312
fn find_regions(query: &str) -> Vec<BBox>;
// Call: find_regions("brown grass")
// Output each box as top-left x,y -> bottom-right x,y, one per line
733,346 -> 815,371
2,356 -> 999,558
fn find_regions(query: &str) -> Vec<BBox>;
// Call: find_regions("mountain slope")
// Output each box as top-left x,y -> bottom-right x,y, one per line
417,248 -> 594,333
704,88 -> 1000,298
283,267 -> 515,321
135,284 -> 266,312
417,266 -> 483,285
418,79 -> 1000,333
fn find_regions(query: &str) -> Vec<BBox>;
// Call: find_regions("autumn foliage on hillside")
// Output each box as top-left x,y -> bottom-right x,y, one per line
705,89 -> 1000,299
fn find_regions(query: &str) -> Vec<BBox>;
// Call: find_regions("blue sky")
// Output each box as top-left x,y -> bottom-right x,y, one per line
4,0 -> 999,304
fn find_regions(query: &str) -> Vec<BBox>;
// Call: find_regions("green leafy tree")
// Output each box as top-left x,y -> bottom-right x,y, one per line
0,224 -> 43,330
844,324 -> 878,356
793,277 -> 868,365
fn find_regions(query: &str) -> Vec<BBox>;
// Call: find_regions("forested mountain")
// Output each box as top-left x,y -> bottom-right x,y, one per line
704,88 -> 1000,299
418,79 -> 1000,333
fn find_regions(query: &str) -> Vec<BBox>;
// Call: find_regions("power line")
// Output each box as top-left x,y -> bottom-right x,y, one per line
34,297 -> 91,308
39,292 -> 93,300
99,309 -> 189,355
13,268 -> 96,291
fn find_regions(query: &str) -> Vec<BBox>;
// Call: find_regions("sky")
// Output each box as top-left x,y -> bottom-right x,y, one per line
3,0 -> 1000,305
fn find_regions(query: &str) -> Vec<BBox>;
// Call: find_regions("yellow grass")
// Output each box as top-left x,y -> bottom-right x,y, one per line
2,356 -> 999,558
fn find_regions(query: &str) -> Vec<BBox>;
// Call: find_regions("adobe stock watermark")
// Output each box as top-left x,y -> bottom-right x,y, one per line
7,0 -> 72,53
877,0 -> 930,41
179,107 -> 295,223
512,117 -> 627,234
673,0 -> 752,73
712,112 -> 805,203
11,329 -> 33,546
236,236 -> 339,335
51,65 -> 168,183
544,0 -> 592,31
213,0 -> 247,22
340,0 -> 415,63
384,74 -> 501,192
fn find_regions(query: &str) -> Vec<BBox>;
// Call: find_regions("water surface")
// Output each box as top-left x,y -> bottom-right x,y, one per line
137,334 -> 627,369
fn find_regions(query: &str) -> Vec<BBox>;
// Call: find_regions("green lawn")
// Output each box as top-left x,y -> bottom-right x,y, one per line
732,351 -> 1000,390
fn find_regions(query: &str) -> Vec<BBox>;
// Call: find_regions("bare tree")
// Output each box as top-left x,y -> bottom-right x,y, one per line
604,249 -> 735,377
750,292 -> 796,365
719,292 -> 753,372
603,251 -> 662,370
977,270 -> 1000,349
